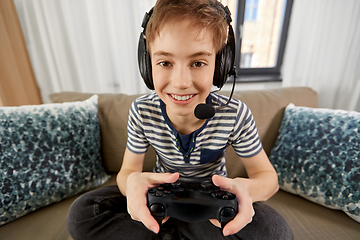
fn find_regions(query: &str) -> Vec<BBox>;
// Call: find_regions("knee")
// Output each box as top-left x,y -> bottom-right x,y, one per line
66,194 -> 90,236
67,193 -> 92,222
67,186 -> 122,223
250,202 -> 294,240
66,186 -> 126,239
66,190 -> 104,239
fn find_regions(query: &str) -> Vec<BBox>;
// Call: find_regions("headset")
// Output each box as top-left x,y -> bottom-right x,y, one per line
137,2 -> 236,90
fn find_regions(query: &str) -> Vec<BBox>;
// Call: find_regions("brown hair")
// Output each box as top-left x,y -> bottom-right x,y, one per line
145,0 -> 229,53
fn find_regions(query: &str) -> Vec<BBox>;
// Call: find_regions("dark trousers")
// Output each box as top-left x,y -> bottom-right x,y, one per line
66,185 -> 294,240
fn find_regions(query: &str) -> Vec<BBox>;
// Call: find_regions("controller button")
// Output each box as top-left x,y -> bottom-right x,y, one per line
150,204 -> 165,217
222,194 -> 229,200
148,188 -> 156,194
155,192 -> 163,197
226,193 -> 236,200
171,182 -> 181,189
201,181 -> 212,190
157,186 -> 164,191
171,182 -> 185,192
212,191 -> 223,198
164,190 -> 172,194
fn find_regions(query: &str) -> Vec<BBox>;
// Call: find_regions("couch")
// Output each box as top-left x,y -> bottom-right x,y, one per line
0,87 -> 359,240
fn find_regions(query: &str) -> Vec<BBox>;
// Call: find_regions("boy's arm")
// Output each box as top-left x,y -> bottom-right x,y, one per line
116,147 -> 179,234
116,147 -> 145,196
235,148 -> 279,202
212,148 -> 279,236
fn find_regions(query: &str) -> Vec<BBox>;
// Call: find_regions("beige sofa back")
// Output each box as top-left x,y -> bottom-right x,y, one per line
50,87 -> 317,178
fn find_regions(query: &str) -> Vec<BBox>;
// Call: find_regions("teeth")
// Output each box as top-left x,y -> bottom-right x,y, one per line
171,94 -> 194,101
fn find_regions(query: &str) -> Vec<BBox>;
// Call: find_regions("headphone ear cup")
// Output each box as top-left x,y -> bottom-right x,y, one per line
140,50 -> 154,90
138,33 -> 154,90
213,45 -> 233,88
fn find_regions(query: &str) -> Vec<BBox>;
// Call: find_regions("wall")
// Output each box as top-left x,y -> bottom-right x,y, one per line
0,0 -> 42,106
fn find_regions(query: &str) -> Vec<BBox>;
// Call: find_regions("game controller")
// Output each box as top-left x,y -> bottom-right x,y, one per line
147,179 -> 238,228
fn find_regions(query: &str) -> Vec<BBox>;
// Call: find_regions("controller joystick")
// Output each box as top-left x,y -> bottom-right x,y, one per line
220,207 -> 237,228
147,179 -> 238,229
149,203 -> 165,226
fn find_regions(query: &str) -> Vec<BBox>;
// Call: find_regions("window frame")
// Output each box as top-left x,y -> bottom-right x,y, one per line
234,0 -> 294,83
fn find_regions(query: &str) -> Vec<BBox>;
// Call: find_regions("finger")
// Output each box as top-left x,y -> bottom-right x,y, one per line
139,173 -> 179,233
212,174 -> 233,191
162,216 -> 170,224
135,204 -> 161,234
209,219 -> 221,228
127,188 -> 160,233
164,172 -> 180,183
212,175 -> 255,236
148,172 -> 180,186
221,192 -> 255,237
222,207 -> 254,236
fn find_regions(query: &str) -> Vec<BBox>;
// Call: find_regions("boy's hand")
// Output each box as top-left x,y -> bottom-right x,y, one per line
125,171 -> 179,234
210,175 -> 255,237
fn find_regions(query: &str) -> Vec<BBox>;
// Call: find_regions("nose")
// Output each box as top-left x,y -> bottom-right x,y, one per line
171,65 -> 192,89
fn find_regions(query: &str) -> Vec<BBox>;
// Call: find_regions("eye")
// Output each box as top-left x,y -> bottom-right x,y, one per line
191,62 -> 206,68
158,61 -> 172,67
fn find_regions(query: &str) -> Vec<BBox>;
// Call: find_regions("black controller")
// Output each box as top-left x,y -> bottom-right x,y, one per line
147,179 -> 238,228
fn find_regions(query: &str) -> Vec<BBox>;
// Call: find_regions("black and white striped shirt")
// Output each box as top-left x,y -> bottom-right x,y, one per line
126,92 -> 262,181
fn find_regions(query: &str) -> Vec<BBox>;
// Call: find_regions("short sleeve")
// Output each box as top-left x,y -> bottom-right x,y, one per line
126,100 -> 149,154
230,102 -> 263,158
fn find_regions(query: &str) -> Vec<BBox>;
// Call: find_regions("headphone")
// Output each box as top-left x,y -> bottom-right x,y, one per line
137,3 -> 236,90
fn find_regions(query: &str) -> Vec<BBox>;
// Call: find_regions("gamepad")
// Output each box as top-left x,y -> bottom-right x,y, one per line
147,179 -> 238,228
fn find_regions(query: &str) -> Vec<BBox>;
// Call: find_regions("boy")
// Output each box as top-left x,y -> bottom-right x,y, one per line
66,0 -> 293,239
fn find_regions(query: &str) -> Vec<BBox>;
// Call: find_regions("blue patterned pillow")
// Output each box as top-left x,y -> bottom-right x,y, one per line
0,95 -> 110,226
269,104 -> 360,223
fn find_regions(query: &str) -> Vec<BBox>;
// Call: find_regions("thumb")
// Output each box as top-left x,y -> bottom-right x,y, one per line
150,172 -> 179,185
212,175 -> 232,191
164,172 -> 180,183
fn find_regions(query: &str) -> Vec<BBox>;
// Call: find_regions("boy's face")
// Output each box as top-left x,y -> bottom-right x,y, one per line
149,20 -> 216,120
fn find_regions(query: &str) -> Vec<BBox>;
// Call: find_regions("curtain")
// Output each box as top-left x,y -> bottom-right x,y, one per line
14,0 -> 156,103
282,0 -> 360,111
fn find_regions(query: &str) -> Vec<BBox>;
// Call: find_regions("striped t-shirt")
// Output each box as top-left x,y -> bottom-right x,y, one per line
126,92 -> 262,181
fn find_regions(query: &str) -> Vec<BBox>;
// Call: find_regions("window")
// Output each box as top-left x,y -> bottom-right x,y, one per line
240,52 -> 253,68
244,0 -> 259,22
224,0 -> 294,82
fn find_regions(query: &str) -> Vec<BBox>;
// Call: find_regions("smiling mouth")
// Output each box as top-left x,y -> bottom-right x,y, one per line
170,94 -> 195,101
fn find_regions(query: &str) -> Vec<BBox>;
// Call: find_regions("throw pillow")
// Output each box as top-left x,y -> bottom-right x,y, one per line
0,95 -> 110,226
269,103 -> 360,223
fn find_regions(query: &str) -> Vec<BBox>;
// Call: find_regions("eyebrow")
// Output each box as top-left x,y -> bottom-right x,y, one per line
152,51 -> 213,58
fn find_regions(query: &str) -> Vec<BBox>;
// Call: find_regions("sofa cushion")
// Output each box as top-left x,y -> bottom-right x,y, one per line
269,103 -> 360,223
50,92 -> 158,174
266,190 -> 360,240
0,95 -> 110,226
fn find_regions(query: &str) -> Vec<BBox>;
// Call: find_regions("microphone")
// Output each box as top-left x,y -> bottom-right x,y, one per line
194,70 -> 237,120
194,103 -> 216,119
